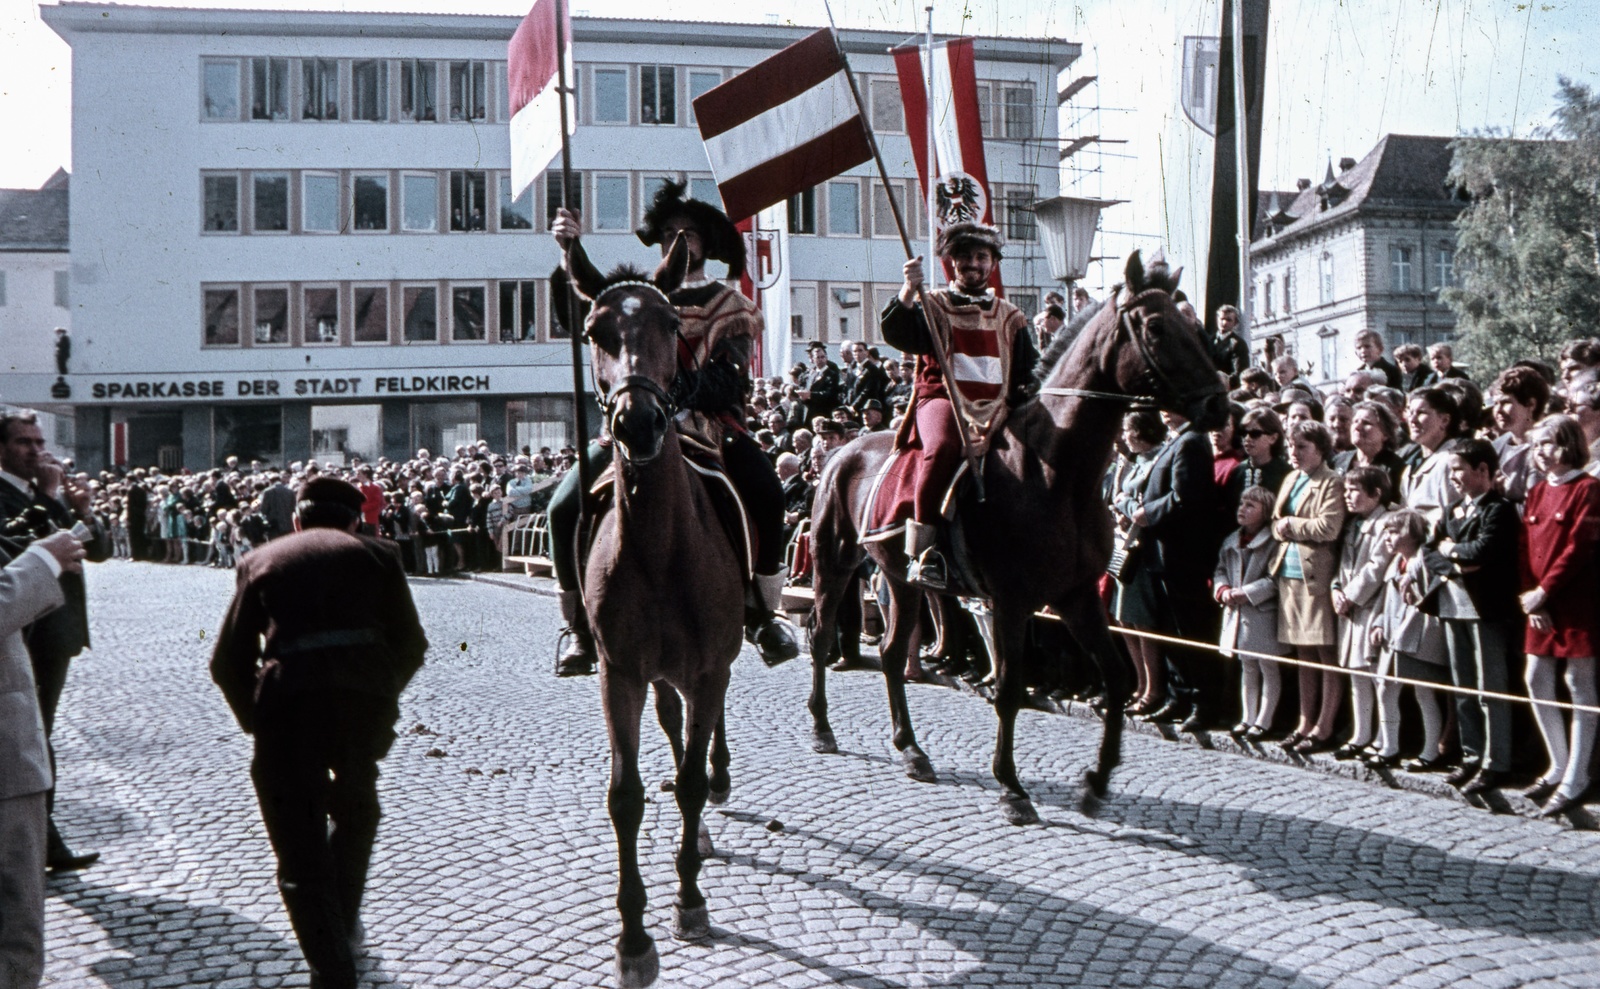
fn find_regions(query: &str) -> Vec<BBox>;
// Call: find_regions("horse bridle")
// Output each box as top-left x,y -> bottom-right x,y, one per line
584,280 -> 692,437
1037,287 -> 1215,410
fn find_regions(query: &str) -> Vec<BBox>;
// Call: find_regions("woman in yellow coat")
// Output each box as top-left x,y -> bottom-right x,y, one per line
1271,420 -> 1348,752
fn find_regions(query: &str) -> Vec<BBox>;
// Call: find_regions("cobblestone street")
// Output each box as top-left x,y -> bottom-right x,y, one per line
35,562 -> 1600,988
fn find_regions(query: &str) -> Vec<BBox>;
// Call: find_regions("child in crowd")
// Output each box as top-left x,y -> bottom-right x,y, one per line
1215,485 -> 1286,740
1366,509 -> 1449,770
1332,467 -> 1397,759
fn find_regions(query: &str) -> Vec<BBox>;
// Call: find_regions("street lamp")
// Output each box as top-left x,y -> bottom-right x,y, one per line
1029,196 -> 1121,286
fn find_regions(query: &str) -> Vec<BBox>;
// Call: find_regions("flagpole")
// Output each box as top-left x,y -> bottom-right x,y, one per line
924,5 -> 937,270
553,0 -> 592,507
1231,0 -> 1252,348
821,0 -> 986,499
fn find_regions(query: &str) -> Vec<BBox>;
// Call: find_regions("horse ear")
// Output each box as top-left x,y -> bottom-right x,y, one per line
1168,265 -> 1184,291
548,267 -> 592,336
565,242 -> 608,301
654,232 -> 690,294
1124,250 -> 1146,292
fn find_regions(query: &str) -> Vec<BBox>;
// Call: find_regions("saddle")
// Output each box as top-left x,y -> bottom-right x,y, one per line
860,450 -> 982,597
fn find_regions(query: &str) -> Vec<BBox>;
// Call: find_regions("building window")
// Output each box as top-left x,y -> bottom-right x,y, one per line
593,68 -> 628,123
1319,329 -> 1337,380
1391,244 -> 1414,292
402,285 -> 438,342
250,58 -> 289,121
872,182 -> 908,238
870,77 -> 904,133
498,280 -> 538,341
1318,253 -> 1334,305
1282,268 -> 1293,314
304,286 -> 339,344
0,272 -> 6,306
974,81 -> 994,137
401,60 -> 437,121
640,65 -> 675,124
401,173 -> 437,232
302,59 -> 339,120
830,285 -> 862,340
499,175 -> 534,230
593,174 -> 631,231
640,174 -> 676,223
204,287 -> 239,345
690,176 -> 720,206
54,270 -> 69,309
449,61 -> 487,121
791,284 -> 816,341
546,170 -> 582,227
352,174 -> 388,232
1434,245 -> 1456,289
1010,291 -> 1040,321
828,180 -> 860,236
253,287 -> 289,345
449,170 -> 487,231
253,172 -> 289,232
351,60 -> 387,121
1002,187 -> 1037,242
687,70 -> 720,124
496,61 -> 510,121
1262,275 -> 1275,316
1002,83 -> 1034,139
788,187 -> 816,235
202,59 -> 240,120
452,285 -> 487,341
303,172 -> 340,233
353,285 -> 388,343
203,173 -> 239,232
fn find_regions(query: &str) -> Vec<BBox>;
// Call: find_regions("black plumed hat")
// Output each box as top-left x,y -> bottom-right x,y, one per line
636,179 -> 746,282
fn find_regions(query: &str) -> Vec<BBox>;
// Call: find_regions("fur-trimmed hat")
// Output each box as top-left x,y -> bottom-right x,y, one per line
936,221 -> 1005,261
636,179 -> 746,282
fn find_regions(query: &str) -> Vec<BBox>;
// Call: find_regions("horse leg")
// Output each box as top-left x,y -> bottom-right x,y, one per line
880,580 -> 936,783
706,714 -> 731,805
1054,591 -> 1130,812
670,679 -> 726,941
652,684 -> 685,792
601,671 -> 657,988
988,606 -> 1039,825
806,546 -> 857,756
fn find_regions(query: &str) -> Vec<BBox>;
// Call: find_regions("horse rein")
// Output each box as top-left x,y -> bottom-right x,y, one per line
584,280 -> 696,442
1037,286 -> 1214,410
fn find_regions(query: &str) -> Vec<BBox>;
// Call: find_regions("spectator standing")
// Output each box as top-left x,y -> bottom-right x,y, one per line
1333,400 -> 1407,497
844,341 -> 888,412
355,467 -> 384,535
1208,305 -> 1251,387
1215,485 -> 1287,739
1489,366 -> 1549,505
1429,343 -> 1469,381
1393,344 -> 1438,392
1332,467 -> 1397,759
798,341 -> 842,420
1225,407 -> 1291,515
1565,370 -> 1600,474
259,473 -> 296,540
1401,388 -> 1465,527
1110,411 -> 1169,717
1518,415 -> 1600,816
1354,330 -> 1403,389
1366,509 -> 1450,770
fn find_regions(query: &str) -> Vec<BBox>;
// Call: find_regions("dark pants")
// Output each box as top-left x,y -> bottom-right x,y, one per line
1444,618 -> 1516,772
27,644 -> 71,838
252,695 -> 394,989
549,431 -> 786,593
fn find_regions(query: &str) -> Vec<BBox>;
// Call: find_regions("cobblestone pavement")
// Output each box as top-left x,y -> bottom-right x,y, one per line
37,562 -> 1600,988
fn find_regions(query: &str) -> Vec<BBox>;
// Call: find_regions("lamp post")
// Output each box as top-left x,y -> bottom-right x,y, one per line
1029,196 -> 1121,291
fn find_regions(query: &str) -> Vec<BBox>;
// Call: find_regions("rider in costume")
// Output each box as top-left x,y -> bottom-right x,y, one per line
879,222 -> 1038,590
547,180 -> 801,675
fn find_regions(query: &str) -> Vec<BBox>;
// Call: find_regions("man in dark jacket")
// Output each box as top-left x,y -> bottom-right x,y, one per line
844,341 -> 888,412
212,477 -> 428,989
1422,439 -> 1522,795
798,341 -> 842,420
1207,305 -> 1251,387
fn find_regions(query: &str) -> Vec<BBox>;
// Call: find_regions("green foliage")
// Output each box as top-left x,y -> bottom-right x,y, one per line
1443,77 -> 1600,381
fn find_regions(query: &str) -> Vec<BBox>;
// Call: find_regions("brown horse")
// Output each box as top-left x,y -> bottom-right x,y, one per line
560,236 -> 742,988
807,250 -> 1228,825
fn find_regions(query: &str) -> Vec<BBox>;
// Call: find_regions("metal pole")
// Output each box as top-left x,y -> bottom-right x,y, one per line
1231,0 -> 1252,348
925,6 -> 937,270
554,0 -> 591,504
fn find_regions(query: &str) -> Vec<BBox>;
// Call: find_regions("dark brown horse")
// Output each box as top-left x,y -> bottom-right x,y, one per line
807,250 -> 1228,825
561,237 -> 742,988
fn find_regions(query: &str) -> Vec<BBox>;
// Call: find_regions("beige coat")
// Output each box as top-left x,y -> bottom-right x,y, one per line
1271,464 -> 1347,647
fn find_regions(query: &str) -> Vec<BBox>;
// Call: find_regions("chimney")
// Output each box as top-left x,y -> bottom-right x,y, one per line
1339,157 -> 1357,172
1296,178 -> 1312,191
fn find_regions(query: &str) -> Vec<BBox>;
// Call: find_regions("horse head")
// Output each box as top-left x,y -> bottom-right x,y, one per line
1092,249 -> 1229,429
561,233 -> 691,465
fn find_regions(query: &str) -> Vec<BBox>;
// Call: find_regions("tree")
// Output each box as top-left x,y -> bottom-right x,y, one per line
1443,78 -> 1600,380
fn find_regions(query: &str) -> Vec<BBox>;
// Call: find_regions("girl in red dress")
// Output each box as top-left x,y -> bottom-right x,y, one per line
1519,414 -> 1600,816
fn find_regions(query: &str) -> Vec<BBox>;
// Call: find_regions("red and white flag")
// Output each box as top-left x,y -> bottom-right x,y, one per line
694,28 -> 873,223
507,0 -> 574,200
892,38 -> 993,230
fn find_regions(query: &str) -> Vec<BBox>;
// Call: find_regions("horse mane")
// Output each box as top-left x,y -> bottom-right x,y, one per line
598,264 -> 655,290
1033,293 -> 1113,387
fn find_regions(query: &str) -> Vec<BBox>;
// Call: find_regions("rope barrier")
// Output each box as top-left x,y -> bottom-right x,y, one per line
1084,622 -> 1600,717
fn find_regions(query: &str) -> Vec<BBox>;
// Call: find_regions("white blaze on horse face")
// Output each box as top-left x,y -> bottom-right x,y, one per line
621,296 -> 642,316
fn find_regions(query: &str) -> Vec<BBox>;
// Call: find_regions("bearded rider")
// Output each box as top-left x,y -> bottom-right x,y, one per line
546,180 -> 800,675
878,222 -> 1037,590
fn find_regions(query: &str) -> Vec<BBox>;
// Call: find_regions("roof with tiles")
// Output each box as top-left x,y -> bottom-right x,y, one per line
1253,135 -> 1462,247
0,169 -> 70,252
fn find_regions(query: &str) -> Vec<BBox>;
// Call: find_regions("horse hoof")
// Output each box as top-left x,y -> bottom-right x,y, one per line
1082,768 -> 1108,798
697,820 -> 715,858
812,730 -> 838,754
902,750 -> 938,784
706,786 -> 730,806
1000,795 -> 1040,826
673,903 -> 711,941
660,779 -> 675,793
616,940 -> 659,989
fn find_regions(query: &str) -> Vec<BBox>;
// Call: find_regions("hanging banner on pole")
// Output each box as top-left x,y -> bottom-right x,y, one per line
507,0 -> 574,200
892,38 -> 992,231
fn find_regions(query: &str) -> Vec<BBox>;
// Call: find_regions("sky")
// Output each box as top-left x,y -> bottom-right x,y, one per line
2,0 -> 1594,271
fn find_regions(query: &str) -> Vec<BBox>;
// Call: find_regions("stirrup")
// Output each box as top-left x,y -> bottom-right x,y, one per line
553,625 -> 598,677
906,550 -> 949,591
748,614 -> 800,667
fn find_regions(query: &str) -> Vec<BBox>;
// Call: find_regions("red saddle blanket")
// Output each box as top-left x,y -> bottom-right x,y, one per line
587,454 -> 755,582
861,446 -> 968,543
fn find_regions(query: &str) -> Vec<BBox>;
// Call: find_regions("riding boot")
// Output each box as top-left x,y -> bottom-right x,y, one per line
904,520 -> 949,591
745,567 -> 801,667
554,590 -> 598,678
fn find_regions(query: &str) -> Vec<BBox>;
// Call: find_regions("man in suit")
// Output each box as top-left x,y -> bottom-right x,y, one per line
843,341 -> 888,412
212,477 -> 428,989
1132,411 -> 1220,729
0,411 -> 106,871
1422,438 -> 1523,795
0,530 -> 82,989
1207,305 -> 1251,387
258,473 -> 298,541
124,470 -> 150,561
798,341 -> 841,420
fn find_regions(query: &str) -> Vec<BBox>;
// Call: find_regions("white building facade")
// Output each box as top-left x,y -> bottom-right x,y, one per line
0,170 -> 74,456
35,4 -> 1074,472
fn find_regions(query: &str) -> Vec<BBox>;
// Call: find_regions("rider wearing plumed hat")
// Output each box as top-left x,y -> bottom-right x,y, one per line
546,180 -> 800,673
879,221 -> 1038,590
